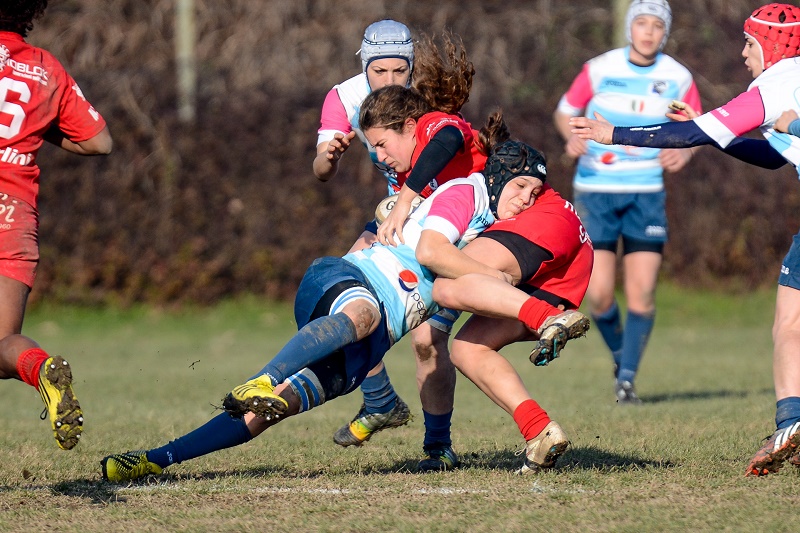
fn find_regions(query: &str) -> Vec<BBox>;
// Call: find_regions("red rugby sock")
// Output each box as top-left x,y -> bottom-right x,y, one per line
517,298 -> 560,331
513,399 -> 551,441
16,348 -> 49,390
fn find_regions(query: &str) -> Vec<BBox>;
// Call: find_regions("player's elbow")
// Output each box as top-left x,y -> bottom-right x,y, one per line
96,135 -> 113,155
83,127 -> 113,154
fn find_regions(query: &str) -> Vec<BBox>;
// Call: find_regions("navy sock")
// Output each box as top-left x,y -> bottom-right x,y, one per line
776,396 -> 800,429
360,366 -> 397,415
617,310 -> 655,384
422,410 -> 452,448
592,300 -> 623,368
254,313 -> 358,384
146,413 -> 253,468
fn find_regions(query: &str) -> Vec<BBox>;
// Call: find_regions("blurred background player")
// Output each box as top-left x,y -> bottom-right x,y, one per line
553,0 -> 701,404
0,0 -> 111,449
568,2 -> 800,476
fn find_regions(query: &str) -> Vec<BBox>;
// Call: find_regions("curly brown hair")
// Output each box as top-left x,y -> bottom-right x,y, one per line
0,0 -> 48,37
412,30 -> 474,115
359,30 -> 510,156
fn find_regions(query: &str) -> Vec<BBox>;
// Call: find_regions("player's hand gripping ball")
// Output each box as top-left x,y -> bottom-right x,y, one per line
374,194 -> 424,225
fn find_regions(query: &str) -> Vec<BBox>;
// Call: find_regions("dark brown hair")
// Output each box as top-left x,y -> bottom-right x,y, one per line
0,0 -> 48,37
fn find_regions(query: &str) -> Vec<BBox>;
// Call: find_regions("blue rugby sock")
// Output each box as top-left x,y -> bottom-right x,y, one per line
776,396 -> 800,429
254,313 -> 358,385
592,300 -> 624,369
146,413 -> 253,468
360,366 -> 397,415
423,410 -> 452,448
617,310 -> 655,384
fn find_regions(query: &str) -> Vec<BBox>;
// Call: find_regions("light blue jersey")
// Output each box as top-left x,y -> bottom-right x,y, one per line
557,47 -> 701,193
344,173 -> 494,343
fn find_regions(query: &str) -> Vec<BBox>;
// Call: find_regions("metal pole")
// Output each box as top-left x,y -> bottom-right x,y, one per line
175,0 -> 196,124
613,0 -> 628,48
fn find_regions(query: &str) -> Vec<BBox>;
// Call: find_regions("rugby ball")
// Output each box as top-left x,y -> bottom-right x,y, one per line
374,194 -> 424,225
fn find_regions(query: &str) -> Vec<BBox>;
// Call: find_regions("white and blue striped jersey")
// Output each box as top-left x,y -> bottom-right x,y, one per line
343,173 -> 494,344
741,57 -> 800,171
557,47 -> 701,193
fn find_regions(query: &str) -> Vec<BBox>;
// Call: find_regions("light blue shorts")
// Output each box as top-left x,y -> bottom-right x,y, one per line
779,232 -> 800,290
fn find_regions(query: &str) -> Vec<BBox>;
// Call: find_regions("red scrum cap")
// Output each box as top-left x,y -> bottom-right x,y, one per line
744,3 -> 800,70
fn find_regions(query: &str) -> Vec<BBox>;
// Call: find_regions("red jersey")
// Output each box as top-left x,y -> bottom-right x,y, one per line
486,184 -> 594,308
0,31 -> 106,208
395,111 -> 488,198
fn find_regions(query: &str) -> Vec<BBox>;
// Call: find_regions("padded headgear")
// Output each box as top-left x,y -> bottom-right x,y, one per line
483,141 -> 547,218
743,3 -> 800,70
359,20 -> 414,73
626,0 -> 672,52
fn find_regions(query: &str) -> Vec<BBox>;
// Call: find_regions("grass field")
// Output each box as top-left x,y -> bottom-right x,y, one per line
0,285 -> 797,532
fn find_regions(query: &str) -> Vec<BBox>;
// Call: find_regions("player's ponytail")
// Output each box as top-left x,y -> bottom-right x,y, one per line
477,110 -> 511,156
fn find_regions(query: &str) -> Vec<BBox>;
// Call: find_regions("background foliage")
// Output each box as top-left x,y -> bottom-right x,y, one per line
26,0 -> 799,304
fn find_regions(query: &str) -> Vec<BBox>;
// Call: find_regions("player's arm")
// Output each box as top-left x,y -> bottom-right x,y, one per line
313,131 -> 357,182
44,124 -> 112,155
417,229 -> 509,282
554,110 -> 588,160
378,125 -> 464,246
414,183 -> 510,283
313,88 -> 354,182
719,137 -> 788,169
553,64 -> 592,159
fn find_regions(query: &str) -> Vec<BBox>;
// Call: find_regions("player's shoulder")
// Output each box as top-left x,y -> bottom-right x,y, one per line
528,187 -> 579,222
587,47 -> 627,67
333,72 -> 368,93
4,38 -> 67,74
417,111 -> 468,137
330,72 -> 369,111
653,53 -> 693,78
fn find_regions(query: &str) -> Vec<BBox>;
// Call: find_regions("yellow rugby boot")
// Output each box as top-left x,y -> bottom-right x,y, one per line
223,374 -> 288,420
38,355 -> 83,450
101,451 -> 162,482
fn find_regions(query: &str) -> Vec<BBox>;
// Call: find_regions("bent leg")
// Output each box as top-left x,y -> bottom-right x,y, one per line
450,315 -> 533,414
451,314 -> 569,473
0,275 -> 37,379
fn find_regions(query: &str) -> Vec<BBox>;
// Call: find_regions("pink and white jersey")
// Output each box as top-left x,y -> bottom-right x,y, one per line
0,31 -> 106,208
316,72 -> 397,190
344,172 -> 494,343
557,47 -> 701,193
693,57 -> 800,171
